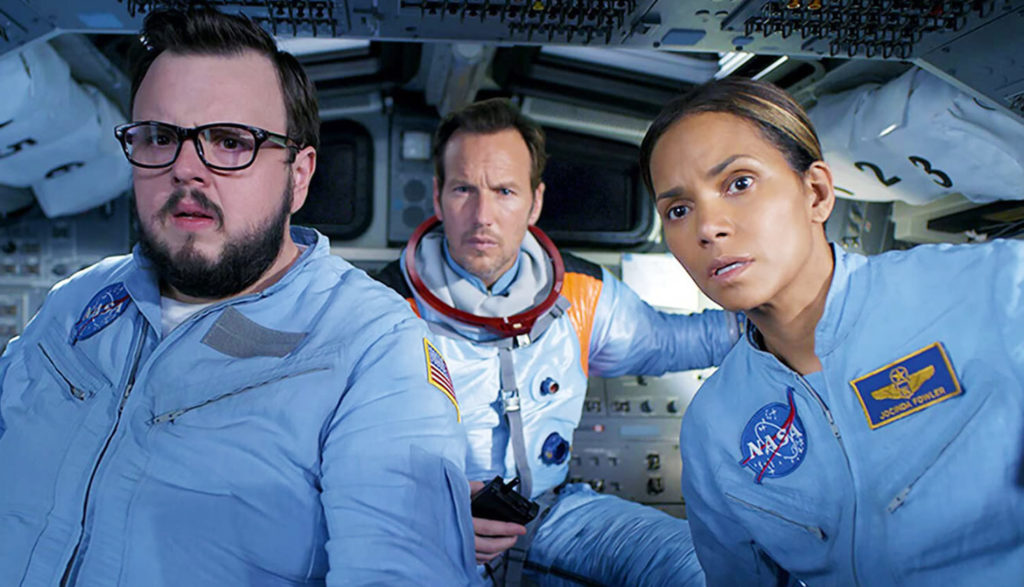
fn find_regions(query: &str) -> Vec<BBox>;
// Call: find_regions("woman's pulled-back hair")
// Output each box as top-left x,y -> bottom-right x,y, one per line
640,78 -> 821,197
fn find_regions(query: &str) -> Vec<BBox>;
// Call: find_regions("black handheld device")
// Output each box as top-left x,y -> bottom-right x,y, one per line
470,476 -> 540,525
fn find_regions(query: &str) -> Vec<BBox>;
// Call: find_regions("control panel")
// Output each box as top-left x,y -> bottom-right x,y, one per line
570,369 -> 713,518
0,196 -> 131,351
387,115 -> 440,245
566,251 -> 718,518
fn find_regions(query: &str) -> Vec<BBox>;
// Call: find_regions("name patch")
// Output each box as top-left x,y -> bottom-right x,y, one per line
850,342 -> 962,430
424,338 -> 460,421
739,388 -> 807,483
70,282 -> 131,344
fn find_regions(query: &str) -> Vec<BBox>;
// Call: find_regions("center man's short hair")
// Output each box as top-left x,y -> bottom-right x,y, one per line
433,98 -> 548,193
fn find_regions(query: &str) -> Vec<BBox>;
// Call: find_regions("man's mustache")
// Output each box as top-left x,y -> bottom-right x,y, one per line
158,188 -> 224,226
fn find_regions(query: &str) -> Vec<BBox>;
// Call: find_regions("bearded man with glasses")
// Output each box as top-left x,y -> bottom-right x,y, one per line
0,7 -> 476,586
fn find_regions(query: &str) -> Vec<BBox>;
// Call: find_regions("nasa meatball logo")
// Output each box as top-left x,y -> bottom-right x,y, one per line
70,282 -> 131,344
739,389 -> 807,483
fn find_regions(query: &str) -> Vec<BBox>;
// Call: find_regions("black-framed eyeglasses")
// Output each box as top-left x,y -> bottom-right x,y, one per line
114,121 -> 300,171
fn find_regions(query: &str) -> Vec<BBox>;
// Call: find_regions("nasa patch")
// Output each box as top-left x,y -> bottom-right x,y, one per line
70,282 -> 131,345
739,388 -> 807,484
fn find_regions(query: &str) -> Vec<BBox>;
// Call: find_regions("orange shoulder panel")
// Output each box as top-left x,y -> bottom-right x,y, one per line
406,297 -> 421,317
561,272 -> 603,376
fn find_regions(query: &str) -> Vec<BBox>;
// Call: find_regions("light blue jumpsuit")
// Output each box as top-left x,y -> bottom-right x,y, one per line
378,240 -> 738,586
0,227 -> 477,586
681,241 -> 1024,585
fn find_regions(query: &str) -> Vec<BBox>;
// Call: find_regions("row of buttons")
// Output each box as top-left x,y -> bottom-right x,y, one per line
571,452 -> 662,471
1,262 -> 42,276
566,476 -> 666,496
1,240 -> 42,255
612,399 -> 682,413
584,398 -> 683,415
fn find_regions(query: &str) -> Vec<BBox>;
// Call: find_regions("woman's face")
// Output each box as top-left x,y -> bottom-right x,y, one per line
648,111 -> 834,313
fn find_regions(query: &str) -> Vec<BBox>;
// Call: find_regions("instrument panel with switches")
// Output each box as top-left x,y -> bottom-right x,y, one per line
569,369 -> 714,518
0,197 -> 131,352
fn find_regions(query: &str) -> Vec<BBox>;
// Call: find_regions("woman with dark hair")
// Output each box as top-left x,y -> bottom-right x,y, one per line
641,78 -> 1024,585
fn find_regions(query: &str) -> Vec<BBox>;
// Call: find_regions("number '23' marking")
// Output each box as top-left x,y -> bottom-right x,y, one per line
849,156 -> 954,194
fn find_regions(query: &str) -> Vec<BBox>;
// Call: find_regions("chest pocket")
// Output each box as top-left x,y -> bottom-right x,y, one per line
880,361 -> 1019,572
717,461 -> 839,571
148,358 -> 334,427
1,326 -> 117,501
29,324 -> 115,406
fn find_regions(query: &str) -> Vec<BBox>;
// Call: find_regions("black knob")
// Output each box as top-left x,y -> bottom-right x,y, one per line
646,453 -> 661,471
647,477 -> 664,495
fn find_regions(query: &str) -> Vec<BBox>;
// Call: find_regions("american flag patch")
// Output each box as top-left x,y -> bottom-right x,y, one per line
424,338 -> 460,421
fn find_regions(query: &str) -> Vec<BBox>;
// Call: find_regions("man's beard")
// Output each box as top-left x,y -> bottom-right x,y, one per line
137,183 -> 293,300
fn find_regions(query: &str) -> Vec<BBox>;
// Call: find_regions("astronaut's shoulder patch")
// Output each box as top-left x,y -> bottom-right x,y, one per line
70,282 -> 131,345
424,338 -> 459,421
738,388 -> 807,483
849,342 -> 962,430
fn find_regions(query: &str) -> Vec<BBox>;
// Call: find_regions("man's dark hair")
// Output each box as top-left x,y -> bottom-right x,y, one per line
129,6 -> 319,151
433,98 -> 547,192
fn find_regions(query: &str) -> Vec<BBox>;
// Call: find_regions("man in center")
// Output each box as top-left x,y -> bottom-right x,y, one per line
376,98 -> 738,585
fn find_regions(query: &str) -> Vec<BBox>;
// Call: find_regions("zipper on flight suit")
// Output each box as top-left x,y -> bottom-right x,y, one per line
725,493 -> 827,540
60,318 -> 148,586
38,344 -> 89,401
149,366 -> 330,424
886,393 -> 989,514
794,374 -> 860,587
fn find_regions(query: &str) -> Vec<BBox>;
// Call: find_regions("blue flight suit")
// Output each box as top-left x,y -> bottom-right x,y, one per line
681,241 -> 1024,585
0,226 -> 477,586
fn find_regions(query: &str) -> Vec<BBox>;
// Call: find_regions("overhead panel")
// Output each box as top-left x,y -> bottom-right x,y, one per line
724,0 -> 991,59
914,6 -> 1024,122
387,0 -> 660,45
3,1 -> 1015,55
0,1 -> 1021,120
0,3 -> 46,50
118,0 -> 347,37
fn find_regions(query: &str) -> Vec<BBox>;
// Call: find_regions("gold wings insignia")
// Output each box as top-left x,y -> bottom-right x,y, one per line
871,365 -> 936,400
